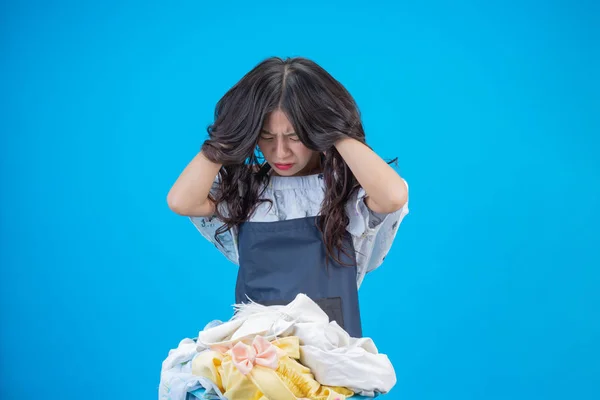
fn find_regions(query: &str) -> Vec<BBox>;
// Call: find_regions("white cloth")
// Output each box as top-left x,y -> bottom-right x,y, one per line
189,173 -> 409,288
196,293 -> 397,396
159,322 -> 227,400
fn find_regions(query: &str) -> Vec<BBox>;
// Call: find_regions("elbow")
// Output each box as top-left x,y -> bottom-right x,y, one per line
167,190 -> 188,215
366,180 -> 408,214
384,195 -> 407,213
382,184 -> 408,213
368,192 -> 407,214
167,189 -> 213,217
391,195 -> 408,212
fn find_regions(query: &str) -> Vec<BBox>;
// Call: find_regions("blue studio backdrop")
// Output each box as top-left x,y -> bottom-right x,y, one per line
1,1 -> 598,399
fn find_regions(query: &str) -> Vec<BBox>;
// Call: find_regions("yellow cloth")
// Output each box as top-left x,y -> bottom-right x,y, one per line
192,336 -> 353,400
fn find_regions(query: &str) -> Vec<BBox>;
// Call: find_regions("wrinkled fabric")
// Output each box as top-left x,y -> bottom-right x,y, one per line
193,335 -> 353,400
231,336 -> 280,375
159,321 -> 226,400
197,294 -> 396,396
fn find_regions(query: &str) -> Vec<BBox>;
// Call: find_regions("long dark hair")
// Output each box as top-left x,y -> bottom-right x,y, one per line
201,56 -> 372,265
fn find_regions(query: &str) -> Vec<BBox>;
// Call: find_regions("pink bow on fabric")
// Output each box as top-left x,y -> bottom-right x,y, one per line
230,336 -> 279,375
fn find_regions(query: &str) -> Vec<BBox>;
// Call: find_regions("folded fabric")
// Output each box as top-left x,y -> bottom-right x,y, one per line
193,335 -> 353,400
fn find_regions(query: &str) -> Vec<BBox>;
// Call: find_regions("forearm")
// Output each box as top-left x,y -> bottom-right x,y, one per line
167,151 -> 222,216
334,137 -> 407,214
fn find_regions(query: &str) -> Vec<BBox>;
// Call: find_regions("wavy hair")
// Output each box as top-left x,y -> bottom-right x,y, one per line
202,56 -> 378,265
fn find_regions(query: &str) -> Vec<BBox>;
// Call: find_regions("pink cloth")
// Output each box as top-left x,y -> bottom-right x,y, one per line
230,336 -> 279,375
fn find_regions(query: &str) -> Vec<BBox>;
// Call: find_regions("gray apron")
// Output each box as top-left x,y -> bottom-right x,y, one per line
235,216 -> 363,337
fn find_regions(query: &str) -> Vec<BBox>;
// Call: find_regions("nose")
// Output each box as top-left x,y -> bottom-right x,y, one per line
275,137 -> 291,159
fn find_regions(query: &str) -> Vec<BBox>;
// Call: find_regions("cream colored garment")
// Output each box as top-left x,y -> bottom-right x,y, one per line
196,294 -> 396,396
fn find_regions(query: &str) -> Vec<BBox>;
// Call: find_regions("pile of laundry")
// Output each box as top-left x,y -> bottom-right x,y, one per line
159,293 -> 396,400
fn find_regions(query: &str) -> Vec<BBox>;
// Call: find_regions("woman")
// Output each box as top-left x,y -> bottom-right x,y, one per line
167,56 -> 409,338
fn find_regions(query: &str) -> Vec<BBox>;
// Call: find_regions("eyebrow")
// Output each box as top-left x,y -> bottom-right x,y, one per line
260,129 -> 297,136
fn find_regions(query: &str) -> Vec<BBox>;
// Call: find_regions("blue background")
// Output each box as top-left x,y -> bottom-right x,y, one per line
1,1 -> 598,399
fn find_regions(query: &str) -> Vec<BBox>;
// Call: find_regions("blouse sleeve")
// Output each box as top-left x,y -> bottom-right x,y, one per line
346,179 -> 410,286
188,177 -> 239,265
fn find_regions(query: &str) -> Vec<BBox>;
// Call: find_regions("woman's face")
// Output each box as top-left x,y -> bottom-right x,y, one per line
258,109 -> 321,176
